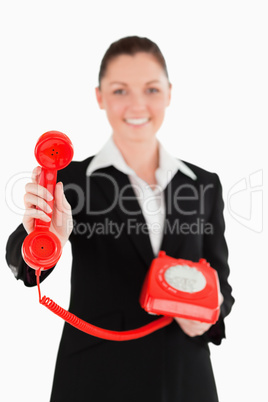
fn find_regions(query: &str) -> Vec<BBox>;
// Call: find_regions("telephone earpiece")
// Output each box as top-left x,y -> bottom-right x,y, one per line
22,131 -> 74,271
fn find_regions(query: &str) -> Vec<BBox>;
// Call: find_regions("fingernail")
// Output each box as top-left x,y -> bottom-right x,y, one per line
47,192 -> 54,201
46,204 -> 52,213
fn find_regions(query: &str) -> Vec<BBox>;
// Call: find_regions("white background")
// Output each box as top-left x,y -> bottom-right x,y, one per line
1,1 -> 267,401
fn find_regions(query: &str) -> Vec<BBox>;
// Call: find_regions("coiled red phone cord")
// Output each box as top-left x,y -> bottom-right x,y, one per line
35,269 -> 173,341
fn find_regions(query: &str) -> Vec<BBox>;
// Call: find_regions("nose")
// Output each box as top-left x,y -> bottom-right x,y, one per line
128,92 -> 147,112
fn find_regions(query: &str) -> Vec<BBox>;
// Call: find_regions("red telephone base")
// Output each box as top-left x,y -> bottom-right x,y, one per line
140,251 -> 220,324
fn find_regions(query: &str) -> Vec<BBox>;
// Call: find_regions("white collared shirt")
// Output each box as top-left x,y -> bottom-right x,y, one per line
86,136 -> 196,256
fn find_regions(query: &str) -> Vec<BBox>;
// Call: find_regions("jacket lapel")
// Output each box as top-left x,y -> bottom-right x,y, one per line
91,166 -> 155,268
160,170 -> 198,258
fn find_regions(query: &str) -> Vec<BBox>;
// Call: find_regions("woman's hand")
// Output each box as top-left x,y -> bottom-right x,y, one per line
175,291 -> 224,337
174,317 -> 212,337
22,166 -> 73,247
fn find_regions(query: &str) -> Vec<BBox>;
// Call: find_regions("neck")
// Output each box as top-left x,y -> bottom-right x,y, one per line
112,134 -> 159,185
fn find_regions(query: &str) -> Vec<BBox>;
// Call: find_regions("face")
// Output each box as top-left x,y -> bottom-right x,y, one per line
95,52 -> 172,145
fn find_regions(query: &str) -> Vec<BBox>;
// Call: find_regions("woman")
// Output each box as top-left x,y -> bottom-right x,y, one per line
6,36 -> 234,402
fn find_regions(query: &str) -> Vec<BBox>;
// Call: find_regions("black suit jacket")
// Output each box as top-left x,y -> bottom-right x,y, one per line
6,157 -> 234,402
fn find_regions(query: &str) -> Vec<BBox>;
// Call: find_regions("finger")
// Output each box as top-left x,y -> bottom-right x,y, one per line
23,208 -> 51,222
24,193 -> 52,213
31,166 -> 42,184
25,182 -> 54,201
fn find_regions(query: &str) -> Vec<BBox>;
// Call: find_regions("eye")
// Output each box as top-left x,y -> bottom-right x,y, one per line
146,88 -> 160,94
113,89 -> 126,95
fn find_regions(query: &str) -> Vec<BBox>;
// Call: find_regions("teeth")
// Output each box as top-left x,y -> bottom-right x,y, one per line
125,118 -> 149,125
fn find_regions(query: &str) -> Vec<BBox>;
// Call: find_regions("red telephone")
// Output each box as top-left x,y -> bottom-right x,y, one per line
22,131 -> 220,342
22,131 -> 74,270
140,251 -> 220,324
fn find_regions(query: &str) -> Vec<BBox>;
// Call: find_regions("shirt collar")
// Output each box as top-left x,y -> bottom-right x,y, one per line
86,136 -> 197,185
86,136 -> 135,177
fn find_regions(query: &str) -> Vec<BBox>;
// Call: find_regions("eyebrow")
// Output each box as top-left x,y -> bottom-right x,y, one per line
109,80 -> 161,86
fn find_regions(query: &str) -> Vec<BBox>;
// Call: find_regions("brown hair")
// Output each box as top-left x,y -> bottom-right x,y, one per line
98,36 -> 169,87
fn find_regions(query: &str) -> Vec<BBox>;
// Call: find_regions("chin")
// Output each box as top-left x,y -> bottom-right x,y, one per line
113,127 -> 158,145
130,133 -> 157,144
129,127 -> 157,139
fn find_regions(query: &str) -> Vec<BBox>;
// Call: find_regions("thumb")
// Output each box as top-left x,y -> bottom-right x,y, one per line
52,182 -> 73,244
54,182 -> 71,213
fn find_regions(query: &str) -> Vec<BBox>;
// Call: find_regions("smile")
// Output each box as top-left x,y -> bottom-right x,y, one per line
124,118 -> 150,126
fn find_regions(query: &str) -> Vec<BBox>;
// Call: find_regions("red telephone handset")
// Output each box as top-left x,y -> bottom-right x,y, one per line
22,132 -> 220,342
22,131 -> 74,270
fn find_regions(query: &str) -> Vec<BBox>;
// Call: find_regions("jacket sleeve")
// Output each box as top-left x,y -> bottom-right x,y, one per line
202,174 -> 235,345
